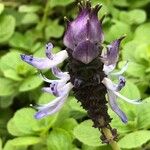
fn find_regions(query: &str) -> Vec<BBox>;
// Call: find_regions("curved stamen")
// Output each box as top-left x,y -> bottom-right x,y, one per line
113,91 -> 142,104
111,61 -> 129,76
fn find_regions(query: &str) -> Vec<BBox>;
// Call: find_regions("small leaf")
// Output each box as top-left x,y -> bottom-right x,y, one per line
118,80 -> 141,117
134,23 -> 150,43
0,3 -> 4,14
105,21 -> 131,42
118,130 -> 150,148
0,51 -> 34,76
10,137 -> 41,146
137,98 -> 150,129
7,118 -> 26,136
112,0 -> 129,7
134,43 -> 150,62
128,0 -> 150,8
122,40 -> 139,61
73,120 -> 104,146
68,97 -> 86,113
8,108 -> 39,135
0,15 -> 15,43
82,144 -> 111,150
119,9 -> 146,25
3,140 -> 27,150
118,61 -> 146,78
47,128 -> 72,150
9,32 -> 34,51
0,96 -> 14,108
60,118 -> 78,138
19,75 -> 43,92
3,137 -> 39,150
19,5 -> 41,13
45,20 -> 64,39
68,97 -> 86,118
20,13 -> 39,25
110,81 -> 141,134
0,78 -> 16,96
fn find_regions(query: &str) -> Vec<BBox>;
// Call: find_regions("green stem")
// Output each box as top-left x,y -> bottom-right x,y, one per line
102,127 -> 121,150
36,0 -> 51,31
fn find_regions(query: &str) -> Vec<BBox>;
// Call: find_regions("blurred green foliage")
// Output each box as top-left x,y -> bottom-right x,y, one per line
0,0 -> 150,150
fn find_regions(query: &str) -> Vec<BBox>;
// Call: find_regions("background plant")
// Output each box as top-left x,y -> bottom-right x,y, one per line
0,0 -> 150,150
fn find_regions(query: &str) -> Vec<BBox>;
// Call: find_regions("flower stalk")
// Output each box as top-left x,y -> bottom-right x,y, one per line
99,119 -> 121,150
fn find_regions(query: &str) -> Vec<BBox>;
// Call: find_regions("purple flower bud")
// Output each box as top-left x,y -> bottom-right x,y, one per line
63,2 -> 104,64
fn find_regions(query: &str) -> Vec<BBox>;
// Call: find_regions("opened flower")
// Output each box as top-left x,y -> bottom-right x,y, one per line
21,0 -> 140,144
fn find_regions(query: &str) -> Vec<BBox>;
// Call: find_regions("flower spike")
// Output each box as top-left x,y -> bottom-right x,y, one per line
21,0 -> 142,145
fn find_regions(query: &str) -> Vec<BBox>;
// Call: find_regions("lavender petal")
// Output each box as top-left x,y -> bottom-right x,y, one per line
35,95 -> 68,119
63,4 -> 103,50
20,50 -> 68,70
45,43 -> 54,59
107,90 -> 128,123
72,40 -> 99,64
106,36 -> 125,65
51,67 -> 70,80
35,82 -> 73,119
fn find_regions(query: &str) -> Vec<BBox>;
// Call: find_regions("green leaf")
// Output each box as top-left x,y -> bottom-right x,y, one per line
8,108 -> 39,135
137,98 -> 150,129
118,80 -> 141,117
45,20 -> 64,39
3,140 -> 27,150
47,128 -> 72,150
19,75 -> 43,92
110,81 -> 141,134
0,15 -> 15,43
134,23 -> 150,43
118,130 -> 150,148
112,0 -> 129,7
60,118 -> 78,138
19,5 -> 41,13
3,137 -> 39,150
20,13 -> 39,25
50,0 -> 73,7
9,137 -> 40,146
7,118 -> 26,136
0,3 -> 4,14
119,61 -> 146,78
122,40 -> 139,61
68,97 -> 86,119
134,43 -> 150,62
9,32 -> 34,51
73,120 -> 104,147
0,51 -> 34,77
0,78 -> 16,96
82,144 -> 111,150
105,21 -> 131,42
127,0 -> 150,8
0,96 -> 14,108
119,9 -> 146,25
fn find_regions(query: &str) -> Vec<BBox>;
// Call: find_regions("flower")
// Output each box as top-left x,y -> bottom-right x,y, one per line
20,0 -> 141,123
63,1 -> 103,64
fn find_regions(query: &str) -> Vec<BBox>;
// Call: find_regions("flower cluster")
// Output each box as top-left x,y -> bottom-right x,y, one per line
21,0 -> 140,123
